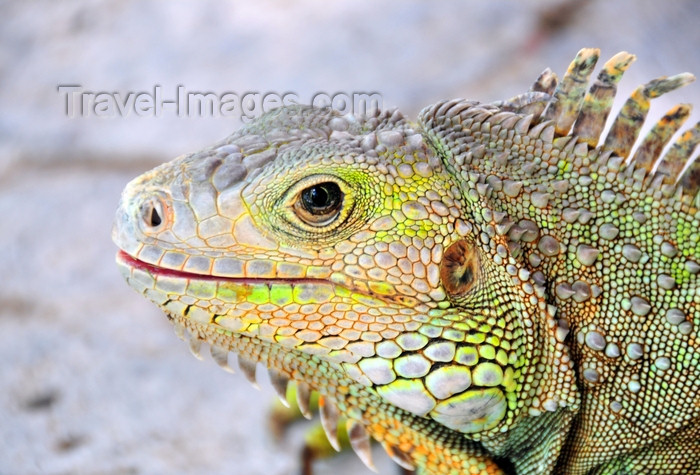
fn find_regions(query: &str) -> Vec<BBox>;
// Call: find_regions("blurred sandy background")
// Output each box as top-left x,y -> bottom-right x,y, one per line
1,1 -> 698,474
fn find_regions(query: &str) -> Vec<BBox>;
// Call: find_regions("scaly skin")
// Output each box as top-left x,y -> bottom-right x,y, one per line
113,49 -> 700,474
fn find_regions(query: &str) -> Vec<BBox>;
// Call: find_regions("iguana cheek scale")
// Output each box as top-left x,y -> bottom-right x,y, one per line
113,49 -> 700,474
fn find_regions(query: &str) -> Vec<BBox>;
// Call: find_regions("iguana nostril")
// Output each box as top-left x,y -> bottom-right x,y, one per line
150,207 -> 162,227
139,195 -> 168,231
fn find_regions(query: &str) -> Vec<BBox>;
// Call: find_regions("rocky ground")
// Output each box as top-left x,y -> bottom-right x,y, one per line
1,1 -> 698,474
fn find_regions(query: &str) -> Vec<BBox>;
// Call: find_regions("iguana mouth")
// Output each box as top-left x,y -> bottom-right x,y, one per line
116,250 -> 325,286
116,250 -> 411,309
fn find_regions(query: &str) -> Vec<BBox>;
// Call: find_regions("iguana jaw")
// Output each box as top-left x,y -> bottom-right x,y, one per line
168,311 -> 508,473
115,249 -> 506,473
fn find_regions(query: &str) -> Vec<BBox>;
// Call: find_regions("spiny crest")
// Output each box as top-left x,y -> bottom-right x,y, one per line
536,49 -> 699,208
421,48 -> 700,209
171,317 -> 392,472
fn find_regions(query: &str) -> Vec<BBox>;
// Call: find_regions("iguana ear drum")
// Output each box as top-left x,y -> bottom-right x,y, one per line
440,239 -> 480,296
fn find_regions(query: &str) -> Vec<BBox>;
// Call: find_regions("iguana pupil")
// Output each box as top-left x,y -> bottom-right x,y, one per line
300,182 -> 342,216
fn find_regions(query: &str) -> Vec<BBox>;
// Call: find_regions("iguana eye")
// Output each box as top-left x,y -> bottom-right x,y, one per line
279,174 -> 360,238
294,182 -> 344,226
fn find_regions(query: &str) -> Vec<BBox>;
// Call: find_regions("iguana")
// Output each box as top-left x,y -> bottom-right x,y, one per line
112,49 -> 700,474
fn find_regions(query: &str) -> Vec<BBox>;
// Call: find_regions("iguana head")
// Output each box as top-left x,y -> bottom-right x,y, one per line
113,47 -> 700,473
113,103 -> 575,461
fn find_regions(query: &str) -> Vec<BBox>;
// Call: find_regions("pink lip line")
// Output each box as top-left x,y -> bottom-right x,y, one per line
116,250 -> 325,285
